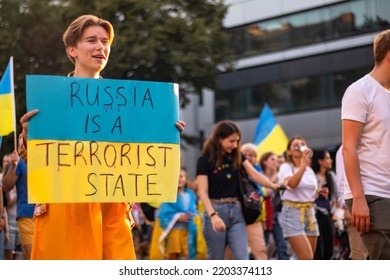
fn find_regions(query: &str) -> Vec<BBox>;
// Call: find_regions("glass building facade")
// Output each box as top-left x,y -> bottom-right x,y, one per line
216,0 -> 389,121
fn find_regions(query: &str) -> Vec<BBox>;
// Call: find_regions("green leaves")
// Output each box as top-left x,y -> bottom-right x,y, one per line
0,0 -> 233,153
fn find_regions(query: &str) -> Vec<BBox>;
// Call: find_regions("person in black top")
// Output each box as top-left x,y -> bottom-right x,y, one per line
311,150 -> 338,259
196,120 -> 282,260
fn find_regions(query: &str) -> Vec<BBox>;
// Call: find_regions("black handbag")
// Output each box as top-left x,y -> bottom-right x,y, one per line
238,167 -> 262,225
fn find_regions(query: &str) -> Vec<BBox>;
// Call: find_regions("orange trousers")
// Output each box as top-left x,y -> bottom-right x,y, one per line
31,202 -> 136,260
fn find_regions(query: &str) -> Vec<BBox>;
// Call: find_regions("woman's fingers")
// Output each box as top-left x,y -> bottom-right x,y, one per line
20,109 -> 39,128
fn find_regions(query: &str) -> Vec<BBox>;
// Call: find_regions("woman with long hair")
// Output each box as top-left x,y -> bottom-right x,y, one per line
311,150 -> 338,259
260,151 -> 291,260
196,121 -> 281,259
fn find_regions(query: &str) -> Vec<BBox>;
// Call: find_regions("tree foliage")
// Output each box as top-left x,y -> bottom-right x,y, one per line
0,0 -> 232,155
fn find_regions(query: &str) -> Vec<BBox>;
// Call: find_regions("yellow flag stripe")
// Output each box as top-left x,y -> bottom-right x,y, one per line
0,93 -> 13,136
27,139 -> 180,203
255,124 -> 288,160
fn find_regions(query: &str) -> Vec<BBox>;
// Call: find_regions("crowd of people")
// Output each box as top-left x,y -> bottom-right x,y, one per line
128,135 -> 355,260
136,125 -> 371,261
1,15 -> 390,260
0,131 -> 360,260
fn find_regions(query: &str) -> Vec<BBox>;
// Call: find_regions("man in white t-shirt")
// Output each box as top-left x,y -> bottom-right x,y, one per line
342,29 -> 390,259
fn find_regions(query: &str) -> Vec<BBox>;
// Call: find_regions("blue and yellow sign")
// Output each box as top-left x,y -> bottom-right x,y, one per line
26,75 -> 180,203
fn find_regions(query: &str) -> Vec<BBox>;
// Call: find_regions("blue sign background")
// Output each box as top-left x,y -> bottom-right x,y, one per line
26,75 -> 180,144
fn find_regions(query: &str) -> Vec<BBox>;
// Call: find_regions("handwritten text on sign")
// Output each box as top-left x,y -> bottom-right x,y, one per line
26,75 -> 180,203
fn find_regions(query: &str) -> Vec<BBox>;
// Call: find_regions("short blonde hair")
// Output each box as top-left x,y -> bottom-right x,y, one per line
240,143 -> 257,155
373,29 -> 390,65
63,14 -> 114,64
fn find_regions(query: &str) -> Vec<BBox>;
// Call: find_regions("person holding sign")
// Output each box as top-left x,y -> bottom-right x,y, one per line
20,14 -> 185,260
196,120 -> 283,260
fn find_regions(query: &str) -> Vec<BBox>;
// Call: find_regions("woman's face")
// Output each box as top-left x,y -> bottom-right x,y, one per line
288,138 -> 307,159
319,152 -> 333,170
263,153 -> 278,171
2,155 -> 11,169
178,169 -> 187,188
220,133 -> 240,154
68,25 -> 111,77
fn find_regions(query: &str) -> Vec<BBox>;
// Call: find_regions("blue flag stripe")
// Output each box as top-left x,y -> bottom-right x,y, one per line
253,103 -> 277,145
0,62 -> 11,94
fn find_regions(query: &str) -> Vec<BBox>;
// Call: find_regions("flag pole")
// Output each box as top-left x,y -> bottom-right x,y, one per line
10,56 -> 17,151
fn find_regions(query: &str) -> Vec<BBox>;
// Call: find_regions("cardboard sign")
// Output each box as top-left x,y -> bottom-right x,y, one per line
26,75 -> 180,203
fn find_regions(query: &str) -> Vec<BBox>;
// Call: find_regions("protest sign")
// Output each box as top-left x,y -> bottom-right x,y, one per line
26,75 -> 180,203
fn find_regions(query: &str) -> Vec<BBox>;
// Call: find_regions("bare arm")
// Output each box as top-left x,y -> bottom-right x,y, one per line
19,109 -> 39,144
4,209 -> 9,245
197,175 -> 226,232
197,176 -> 211,215
283,166 -> 305,190
342,119 -> 369,232
242,160 -> 280,190
2,151 -> 19,192
283,149 -> 312,189
0,187 -> 4,231
5,187 -> 17,209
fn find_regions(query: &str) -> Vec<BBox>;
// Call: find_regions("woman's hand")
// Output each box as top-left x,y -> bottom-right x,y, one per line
20,109 -> 39,142
300,148 -> 312,167
178,212 -> 192,223
20,109 -> 39,132
175,120 -> 186,133
211,214 -> 226,232
272,182 -> 290,192
10,150 -> 19,168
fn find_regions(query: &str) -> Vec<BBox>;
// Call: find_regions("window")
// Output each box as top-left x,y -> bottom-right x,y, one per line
228,0 -> 390,59
215,67 -> 371,121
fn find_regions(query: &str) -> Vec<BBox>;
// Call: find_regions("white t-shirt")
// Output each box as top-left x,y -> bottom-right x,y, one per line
342,74 -> 390,198
335,145 -> 352,203
278,162 -> 318,202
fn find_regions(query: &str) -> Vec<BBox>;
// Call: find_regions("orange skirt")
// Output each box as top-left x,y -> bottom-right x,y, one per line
31,202 -> 136,260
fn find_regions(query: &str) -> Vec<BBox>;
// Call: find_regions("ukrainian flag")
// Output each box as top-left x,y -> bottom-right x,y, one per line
0,58 -> 15,136
253,103 -> 288,159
